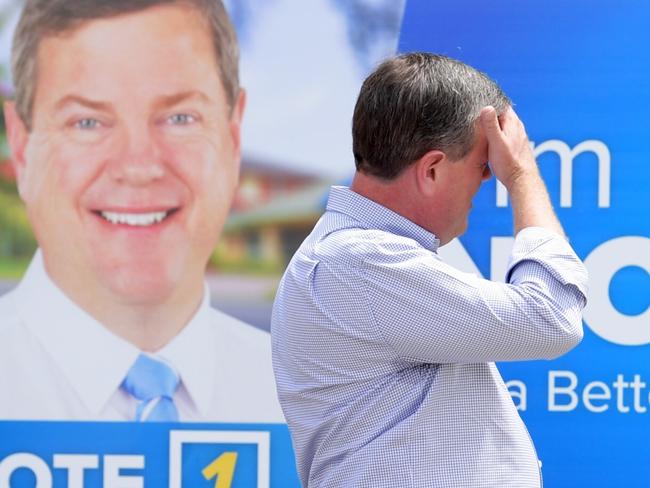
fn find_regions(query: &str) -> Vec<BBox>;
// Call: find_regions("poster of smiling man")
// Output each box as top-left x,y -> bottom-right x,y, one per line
0,0 -> 405,485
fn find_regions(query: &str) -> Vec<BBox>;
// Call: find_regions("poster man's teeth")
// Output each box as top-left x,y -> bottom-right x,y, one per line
100,211 -> 168,226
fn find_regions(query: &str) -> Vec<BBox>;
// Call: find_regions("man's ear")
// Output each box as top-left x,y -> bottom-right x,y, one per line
413,149 -> 446,196
4,101 -> 30,199
229,88 -> 246,163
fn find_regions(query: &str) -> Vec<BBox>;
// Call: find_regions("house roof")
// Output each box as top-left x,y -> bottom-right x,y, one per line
224,180 -> 332,231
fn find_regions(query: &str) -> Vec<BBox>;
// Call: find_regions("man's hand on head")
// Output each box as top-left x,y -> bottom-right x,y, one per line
479,106 -> 539,191
479,106 -> 565,237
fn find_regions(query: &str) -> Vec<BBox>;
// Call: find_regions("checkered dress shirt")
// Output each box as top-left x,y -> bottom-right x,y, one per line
272,186 -> 588,487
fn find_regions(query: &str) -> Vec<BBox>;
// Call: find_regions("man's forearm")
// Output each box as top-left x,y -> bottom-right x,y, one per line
508,169 -> 565,237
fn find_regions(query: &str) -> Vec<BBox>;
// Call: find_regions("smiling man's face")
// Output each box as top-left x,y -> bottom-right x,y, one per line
6,3 -> 244,308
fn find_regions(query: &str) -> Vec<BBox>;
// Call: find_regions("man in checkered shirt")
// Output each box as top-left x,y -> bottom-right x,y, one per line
272,53 -> 588,487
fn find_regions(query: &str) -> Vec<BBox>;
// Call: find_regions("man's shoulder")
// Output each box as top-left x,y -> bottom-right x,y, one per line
204,306 -> 285,422
309,223 -> 428,267
0,287 -> 20,332
0,287 -> 39,368
206,306 -> 271,349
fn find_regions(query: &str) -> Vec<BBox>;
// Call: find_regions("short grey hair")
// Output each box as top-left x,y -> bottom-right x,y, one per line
352,52 -> 510,179
11,0 -> 239,130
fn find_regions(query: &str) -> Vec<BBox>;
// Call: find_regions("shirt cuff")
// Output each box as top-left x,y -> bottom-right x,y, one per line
506,226 -> 589,300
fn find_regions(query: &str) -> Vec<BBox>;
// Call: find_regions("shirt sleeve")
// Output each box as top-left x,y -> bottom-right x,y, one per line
359,227 -> 588,364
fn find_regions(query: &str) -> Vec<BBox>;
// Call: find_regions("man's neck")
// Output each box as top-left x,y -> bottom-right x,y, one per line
92,290 -> 204,352
350,171 -> 422,224
42,258 -> 205,352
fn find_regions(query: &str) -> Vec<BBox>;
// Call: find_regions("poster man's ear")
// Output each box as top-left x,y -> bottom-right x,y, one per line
4,101 -> 30,199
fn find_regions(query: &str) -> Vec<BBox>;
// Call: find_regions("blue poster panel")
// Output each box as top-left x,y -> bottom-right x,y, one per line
400,1 -> 650,486
0,422 -> 300,487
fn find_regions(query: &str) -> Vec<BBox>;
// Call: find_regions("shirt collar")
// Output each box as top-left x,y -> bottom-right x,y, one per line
326,186 -> 440,251
14,250 -> 140,416
157,286 -> 216,418
14,250 -> 216,418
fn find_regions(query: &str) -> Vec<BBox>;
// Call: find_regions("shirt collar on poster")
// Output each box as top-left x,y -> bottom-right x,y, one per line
13,250 -> 217,419
326,186 -> 441,252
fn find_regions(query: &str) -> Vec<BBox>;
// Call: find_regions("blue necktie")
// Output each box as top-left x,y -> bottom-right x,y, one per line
122,354 -> 180,421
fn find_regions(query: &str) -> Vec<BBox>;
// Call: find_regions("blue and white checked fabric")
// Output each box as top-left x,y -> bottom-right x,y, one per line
271,186 -> 588,487
122,354 -> 180,422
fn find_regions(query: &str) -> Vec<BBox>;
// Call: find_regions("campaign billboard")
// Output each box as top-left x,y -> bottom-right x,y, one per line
0,422 -> 296,487
400,1 -> 650,486
0,1 -> 406,486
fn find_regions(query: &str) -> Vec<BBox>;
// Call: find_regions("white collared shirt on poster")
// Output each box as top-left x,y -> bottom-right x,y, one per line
0,251 -> 284,423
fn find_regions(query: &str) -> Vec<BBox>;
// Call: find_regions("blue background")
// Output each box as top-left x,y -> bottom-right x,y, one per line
400,1 -> 650,486
0,422 -> 300,487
